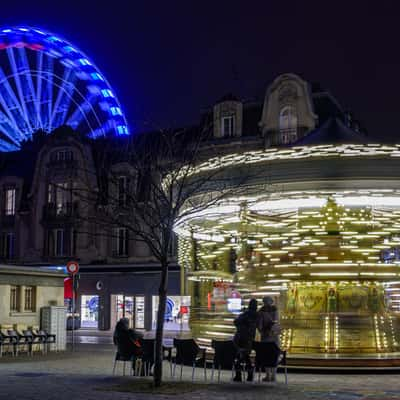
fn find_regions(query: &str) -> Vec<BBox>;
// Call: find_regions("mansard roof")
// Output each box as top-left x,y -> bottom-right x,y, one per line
294,117 -> 366,145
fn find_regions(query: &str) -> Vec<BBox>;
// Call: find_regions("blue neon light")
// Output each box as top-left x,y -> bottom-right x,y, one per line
90,72 -> 104,81
110,107 -> 122,116
101,89 -> 114,98
78,58 -> 91,66
47,35 -> 61,43
117,125 -> 129,134
64,45 -> 77,53
0,25 -> 131,151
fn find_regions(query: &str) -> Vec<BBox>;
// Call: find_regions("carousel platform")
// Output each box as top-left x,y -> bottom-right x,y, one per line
285,352 -> 400,370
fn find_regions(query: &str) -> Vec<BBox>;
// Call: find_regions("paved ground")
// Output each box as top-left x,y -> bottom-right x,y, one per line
0,343 -> 400,400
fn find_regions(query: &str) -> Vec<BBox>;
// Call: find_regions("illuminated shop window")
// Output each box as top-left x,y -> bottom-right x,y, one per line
279,105 -> 297,144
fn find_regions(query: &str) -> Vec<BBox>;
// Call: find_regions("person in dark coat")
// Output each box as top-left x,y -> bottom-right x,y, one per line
257,296 -> 280,382
233,298 -> 258,382
113,317 -> 143,359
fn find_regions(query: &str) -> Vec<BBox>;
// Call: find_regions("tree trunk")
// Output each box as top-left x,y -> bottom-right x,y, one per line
153,260 -> 169,387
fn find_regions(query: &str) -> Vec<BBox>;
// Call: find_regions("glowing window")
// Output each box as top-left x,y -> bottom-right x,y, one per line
4,187 -> 16,216
279,105 -> 297,144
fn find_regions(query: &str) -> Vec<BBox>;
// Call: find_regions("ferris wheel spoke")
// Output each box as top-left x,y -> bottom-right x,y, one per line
0,110 -> 20,146
0,134 -> 18,151
15,47 -> 42,130
6,47 -> 33,134
66,93 -> 98,129
36,51 -> 44,129
90,120 -> 114,138
40,55 -> 54,131
0,67 -> 27,139
50,68 -> 76,129
18,48 -> 42,130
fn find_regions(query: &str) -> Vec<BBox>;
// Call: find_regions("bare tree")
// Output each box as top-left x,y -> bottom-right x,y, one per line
75,126 -> 250,386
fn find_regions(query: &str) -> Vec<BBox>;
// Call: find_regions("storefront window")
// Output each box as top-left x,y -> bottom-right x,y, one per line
115,294 -> 145,329
152,295 -> 191,331
80,295 -> 99,328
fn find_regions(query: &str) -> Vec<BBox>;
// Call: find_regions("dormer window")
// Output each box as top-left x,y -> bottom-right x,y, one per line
58,150 -> 73,161
221,115 -> 235,137
279,105 -> 297,144
51,149 -> 73,162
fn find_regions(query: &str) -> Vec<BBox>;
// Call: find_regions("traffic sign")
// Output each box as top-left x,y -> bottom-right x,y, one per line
66,261 -> 79,275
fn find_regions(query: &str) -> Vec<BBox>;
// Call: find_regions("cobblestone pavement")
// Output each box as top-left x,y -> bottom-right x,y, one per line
0,344 -> 400,400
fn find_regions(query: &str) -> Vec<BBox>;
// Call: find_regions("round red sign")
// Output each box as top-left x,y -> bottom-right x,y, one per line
66,261 -> 79,275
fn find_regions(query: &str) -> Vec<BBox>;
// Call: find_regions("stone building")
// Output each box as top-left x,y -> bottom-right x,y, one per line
0,265 -> 64,328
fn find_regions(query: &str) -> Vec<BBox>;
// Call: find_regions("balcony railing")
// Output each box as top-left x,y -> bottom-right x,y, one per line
42,202 -> 79,221
46,158 -> 78,169
0,214 -> 16,227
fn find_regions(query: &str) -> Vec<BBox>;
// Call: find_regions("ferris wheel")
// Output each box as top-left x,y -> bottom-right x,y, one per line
0,26 -> 130,151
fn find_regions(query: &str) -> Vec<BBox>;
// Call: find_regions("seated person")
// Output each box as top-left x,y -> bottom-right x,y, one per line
113,317 -> 143,359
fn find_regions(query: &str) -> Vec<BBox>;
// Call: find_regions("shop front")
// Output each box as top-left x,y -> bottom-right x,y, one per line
76,264 -> 181,332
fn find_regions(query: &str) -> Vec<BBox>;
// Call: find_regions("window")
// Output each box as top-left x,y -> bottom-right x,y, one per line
51,149 -> 73,162
48,182 -> 71,214
55,229 -> 64,256
113,227 -> 128,256
47,228 -> 74,257
24,286 -> 36,312
4,187 -> 16,216
221,115 -> 235,137
56,150 -> 73,161
2,232 -> 15,259
10,286 -> 20,312
55,183 -> 69,214
118,176 -> 128,207
279,105 -> 297,144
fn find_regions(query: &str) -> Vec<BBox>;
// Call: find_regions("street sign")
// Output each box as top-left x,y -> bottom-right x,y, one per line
66,261 -> 79,352
66,261 -> 79,275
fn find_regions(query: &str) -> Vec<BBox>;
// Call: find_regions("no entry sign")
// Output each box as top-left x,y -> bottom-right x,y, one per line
66,261 -> 79,275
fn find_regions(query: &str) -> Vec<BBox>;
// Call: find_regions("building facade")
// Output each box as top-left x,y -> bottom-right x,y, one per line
0,129 -> 181,332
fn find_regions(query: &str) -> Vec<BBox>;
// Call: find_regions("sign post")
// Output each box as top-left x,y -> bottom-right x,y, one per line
66,261 -> 79,352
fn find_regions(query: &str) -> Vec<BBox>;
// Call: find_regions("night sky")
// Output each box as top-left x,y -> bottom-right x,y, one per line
2,1 -> 399,140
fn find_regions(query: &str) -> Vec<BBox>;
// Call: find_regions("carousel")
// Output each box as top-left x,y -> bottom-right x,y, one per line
176,144 -> 400,367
